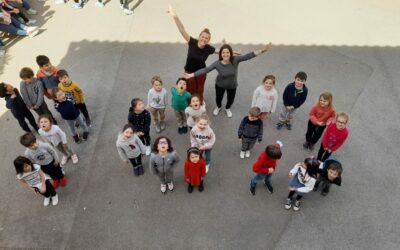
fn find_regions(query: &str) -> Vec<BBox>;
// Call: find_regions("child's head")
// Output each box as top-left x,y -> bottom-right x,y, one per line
196,114 -> 209,130
318,92 -> 333,108
38,114 -> 53,131
19,67 -> 34,83
189,94 -> 201,109
262,75 -> 276,91
121,124 -> 136,140
265,144 -> 282,160
294,71 -> 307,89
151,76 -> 163,92
219,44 -> 233,63
303,157 -> 320,178
153,136 -> 173,153
326,162 -> 343,181
198,28 -> 211,47
54,88 -> 66,102
176,78 -> 187,92
130,98 -> 145,113
0,82 -> 14,97
248,107 -> 261,121
335,112 -> 349,130
20,132 -> 38,149
36,55 -> 53,72
14,156 -> 33,174
187,147 -> 202,163
56,69 -> 71,85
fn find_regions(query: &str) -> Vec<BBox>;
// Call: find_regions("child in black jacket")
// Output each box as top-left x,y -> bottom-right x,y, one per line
238,107 -> 263,159
128,98 -> 152,155
313,157 -> 343,196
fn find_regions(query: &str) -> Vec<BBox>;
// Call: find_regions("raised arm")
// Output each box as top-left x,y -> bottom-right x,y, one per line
167,5 -> 190,42
254,42 -> 272,56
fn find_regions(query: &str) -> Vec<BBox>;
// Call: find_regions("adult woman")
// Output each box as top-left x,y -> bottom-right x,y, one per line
185,43 -> 272,118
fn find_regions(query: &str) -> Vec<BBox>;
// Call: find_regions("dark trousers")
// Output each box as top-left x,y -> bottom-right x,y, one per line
305,120 -> 326,144
139,133 -> 151,146
75,103 -> 90,121
215,85 -> 236,109
36,180 -> 57,198
129,156 -> 142,168
33,102 -> 57,124
41,160 -> 64,181
317,144 -> 332,162
120,0 -> 127,8
315,175 -> 332,193
11,108 -> 38,132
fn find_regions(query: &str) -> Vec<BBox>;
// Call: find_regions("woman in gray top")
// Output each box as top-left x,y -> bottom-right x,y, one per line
185,43 -> 272,118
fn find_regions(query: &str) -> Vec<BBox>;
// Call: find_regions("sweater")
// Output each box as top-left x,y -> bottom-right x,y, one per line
25,140 -> 59,165
185,104 -> 206,128
58,81 -> 85,104
184,159 -> 206,186
19,78 -> 44,108
318,157 -> 342,186
4,89 -> 30,116
289,163 -> 316,193
193,52 -> 257,89
147,88 -> 168,109
16,164 -> 46,189
252,151 -> 278,174
36,67 -> 59,96
190,125 -> 216,150
39,125 -> 68,146
116,133 -> 146,161
171,87 -> 191,111
322,123 -> 349,152
282,82 -> 308,108
149,151 -> 180,174
127,109 -> 151,134
251,86 -> 278,113
55,100 -> 80,120
238,117 -> 263,142
184,37 -> 216,72
309,103 -> 336,126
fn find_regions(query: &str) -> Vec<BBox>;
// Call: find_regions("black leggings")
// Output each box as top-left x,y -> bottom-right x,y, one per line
139,133 -> 151,146
41,161 -> 64,181
35,180 -> 57,198
215,85 -> 237,109
129,156 -> 142,168
288,190 -> 303,201
317,144 -> 332,162
12,108 -> 38,132
75,103 -> 90,121
305,120 -> 326,144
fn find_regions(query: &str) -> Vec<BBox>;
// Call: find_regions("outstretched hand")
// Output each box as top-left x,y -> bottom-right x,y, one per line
183,72 -> 194,79
262,42 -> 272,53
167,4 -> 176,16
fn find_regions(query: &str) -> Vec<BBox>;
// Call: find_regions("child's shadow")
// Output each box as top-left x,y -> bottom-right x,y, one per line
128,0 -> 143,11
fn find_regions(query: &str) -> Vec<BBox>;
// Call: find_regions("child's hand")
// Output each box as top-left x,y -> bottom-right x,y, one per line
256,142 -> 260,147
288,173 -> 293,179
63,144 -> 68,150
33,105 -> 39,109
40,183 -> 46,194
238,138 -> 242,142
268,168 -> 274,174
166,107 -> 172,112
124,160 -> 129,165
199,146 -> 205,150
186,178 -> 190,183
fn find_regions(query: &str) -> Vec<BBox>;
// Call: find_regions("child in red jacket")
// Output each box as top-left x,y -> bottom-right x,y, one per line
250,142 -> 282,195
184,147 -> 206,193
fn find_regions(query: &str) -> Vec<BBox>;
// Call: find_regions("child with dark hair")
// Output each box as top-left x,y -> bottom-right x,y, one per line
238,107 -> 263,159
36,55 -> 59,98
14,156 -> 58,206
250,142 -> 282,195
285,157 -> 320,211
149,136 -> 180,194
20,132 -> 67,188
184,147 -> 206,193
0,82 -> 38,132
314,157 -> 343,196
116,124 -> 146,176
171,78 -> 191,134
277,71 -> 308,130
128,98 -> 151,155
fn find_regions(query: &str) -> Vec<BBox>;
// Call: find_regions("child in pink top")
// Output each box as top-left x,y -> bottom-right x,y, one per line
303,92 -> 336,151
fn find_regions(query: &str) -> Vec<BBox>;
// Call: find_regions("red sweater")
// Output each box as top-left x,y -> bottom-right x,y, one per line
309,103 -> 336,126
252,152 -> 278,174
322,123 -> 349,151
184,159 -> 206,186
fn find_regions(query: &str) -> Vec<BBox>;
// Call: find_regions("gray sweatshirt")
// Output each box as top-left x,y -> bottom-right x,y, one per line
20,78 -> 44,108
25,140 -> 59,165
147,88 -> 168,109
116,133 -> 146,161
193,52 -> 256,89
149,151 -> 180,174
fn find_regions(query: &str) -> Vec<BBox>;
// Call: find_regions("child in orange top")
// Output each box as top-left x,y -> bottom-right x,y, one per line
36,55 -> 59,99
184,147 -> 206,193
303,92 -> 336,151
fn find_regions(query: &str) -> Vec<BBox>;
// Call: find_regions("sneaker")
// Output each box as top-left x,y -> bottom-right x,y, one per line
27,8 -> 38,15
160,121 -> 166,131
85,119 -> 92,127
53,179 -> 60,189
266,185 -> 274,194
313,181 -> 320,191
155,124 -> 161,133
181,126 -> 188,134
60,176 -> 67,187
187,185 -> 193,193
145,146 -> 151,156
73,134 -> 80,143
240,151 -> 245,159
123,8 -> 133,15
133,166 -> 139,176
120,4 -> 124,9
61,156 -> 68,165
138,165 -> 144,175
71,3 -> 82,9
225,109 -> 233,118
95,1 -> 104,7
167,182 -> 174,191
205,164 -> 210,173
250,186 -> 256,195
55,0 -> 65,4
26,19 -> 37,25
71,154 -> 79,164
51,194 -> 59,206
213,107 -> 221,116
276,122 -> 284,130
284,198 -> 292,209
293,200 -> 301,211
44,197 -> 51,206
82,132 -> 89,141
178,127 -> 183,134
285,122 -> 292,130
303,142 -> 310,150
245,150 -> 250,158
309,143 -> 314,151
161,184 -> 167,194
321,190 -> 329,196
198,182 -> 204,192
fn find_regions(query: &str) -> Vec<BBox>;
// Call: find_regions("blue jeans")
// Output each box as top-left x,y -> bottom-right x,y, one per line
250,173 -> 272,188
64,114 -> 89,135
203,149 -> 211,165
0,17 -> 28,36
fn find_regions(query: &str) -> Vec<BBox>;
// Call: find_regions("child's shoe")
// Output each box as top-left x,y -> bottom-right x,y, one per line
167,182 -> 174,191
155,123 -> 161,133
133,166 -> 140,176
71,3 -> 82,9
145,146 -> 151,156
198,181 -> 204,192
161,184 -> 167,194
245,150 -> 250,158
138,165 -> 144,175
178,127 -> 183,134
82,132 -> 89,141
309,143 -> 314,151
60,176 -> 68,187
26,19 -> 37,25
313,181 -> 320,191
225,109 -> 233,118
160,121 -> 166,131
266,184 -> 274,194
303,141 -> 310,149
213,107 -> 220,116
53,179 -> 60,189
55,0 -> 65,4
71,154 -> 79,164
240,151 -> 245,159
44,197 -> 51,207
27,8 -> 38,15
293,200 -> 301,211
61,155 -> 68,165
285,122 -> 292,130
182,126 -> 188,134
284,198 -> 292,209
187,184 -> 193,193
51,194 -> 59,206
73,134 -> 80,143
250,186 -> 256,195
321,190 -> 329,196
123,8 -> 133,15
276,122 -> 284,130
95,1 -> 104,7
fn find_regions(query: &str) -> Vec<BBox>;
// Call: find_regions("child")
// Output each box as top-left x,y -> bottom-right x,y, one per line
57,69 -> 91,126
20,132 -> 67,188
116,124 -> 146,176
190,114 -> 215,173
303,92 -> 336,151
238,107 -> 263,159
317,112 -> 349,162
313,157 -> 343,196
36,55 -> 59,98
54,88 -> 89,143
0,82 -> 39,132
128,98 -> 151,155
185,94 -> 206,129
14,156 -> 58,206
184,147 -> 206,193
171,78 -> 191,134
19,67 -> 57,123
250,142 -> 282,195
285,157 -> 319,211
38,114 -> 78,165
149,136 -> 180,194
251,74 -> 278,120
147,76 -> 168,133
277,72 -> 308,130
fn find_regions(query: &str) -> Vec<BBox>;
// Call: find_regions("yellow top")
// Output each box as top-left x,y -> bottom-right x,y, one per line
58,81 -> 85,104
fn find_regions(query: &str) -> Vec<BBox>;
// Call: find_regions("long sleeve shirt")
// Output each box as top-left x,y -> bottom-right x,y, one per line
309,103 -> 336,126
4,89 -> 30,116
116,133 -> 146,161
36,67 -> 59,96
55,100 -> 80,120
322,123 -> 349,152
251,86 -> 278,113
19,78 -> 44,108
58,81 -> 85,104
252,152 -> 278,174
289,163 -> 316,193
184,159 -> 206,186
190,125 -> 216,150
282,82 -> 308,108
185,104 -> 206,128
25,140 -> 59,165
127,109 -> 151,134
238,116 -> 263,142
39,125 -> 68,146
147,88 -> 168,109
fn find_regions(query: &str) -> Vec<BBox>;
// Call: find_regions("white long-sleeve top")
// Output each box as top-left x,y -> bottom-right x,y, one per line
251,86 -> 278,113
39,125 -> 68,146
289,163 -> 316,193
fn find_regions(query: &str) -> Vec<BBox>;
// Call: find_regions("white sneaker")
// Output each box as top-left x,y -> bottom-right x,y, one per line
145,146 -> 151,156
161,184 -> 167,193
206,164 -> 210,173
28,29 -> 39,38
71,154 -> 79,164
51,194 -> 59,206
225,109 -> 233,118
43,197 -> 50,206
245,150 -> 250,158
25,26 -> 38,33
167,182 -> 174,191
120,4 -> 124,9
55,0 -> 64,4
27,8 -> 38,15
61,156 -> 68,165
213,107 -> 221,116
71,3 -> 82,9
95,1 -> 104,7
26,19 -> 37,25
240,151 -> 245,159
123,8 -> 133,15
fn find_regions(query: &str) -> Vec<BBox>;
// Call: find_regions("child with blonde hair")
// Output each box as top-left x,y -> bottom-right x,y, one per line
147,76 -> 168,133
251,75 -> 278,120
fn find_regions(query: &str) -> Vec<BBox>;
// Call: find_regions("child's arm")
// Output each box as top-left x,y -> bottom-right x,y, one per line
202,129 -> 216,150
271,92 -> 278,113
329,129 -> 349,152
288,164 -> 300,178
309,104 -> 320,125
146,90 -> 152,108
149,156 -> 157,174
135,135 -> 146,155
282,85 -> 290,108
45,142 -> 60,164
251,88 -> 259,108
56,126 -> 68,145
19,179 -> 37,194
73,83 -> 85,103
185,61 -> 218,79
35,80 -> 45,108
38,169 -> 47,193
184,161 -> 190,183
295,88 -> 308,108
257,122 -> 263,143
116,144 -> 129,163
326,109 -> 336,125
19,83 -> 33,109
238,118 -> 245,139
297,178 -> 316,193
167,5 -> 190,42
189,129 -> 198,147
